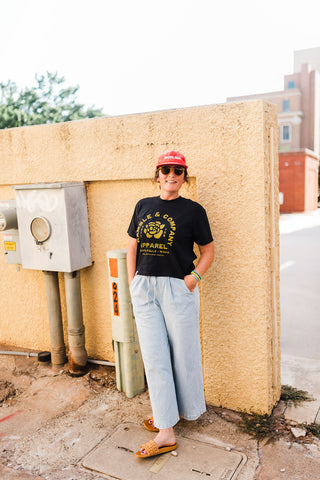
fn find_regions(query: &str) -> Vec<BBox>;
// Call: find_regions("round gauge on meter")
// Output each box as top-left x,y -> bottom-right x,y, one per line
30,216 -> 51,243
0,214 -> 6,231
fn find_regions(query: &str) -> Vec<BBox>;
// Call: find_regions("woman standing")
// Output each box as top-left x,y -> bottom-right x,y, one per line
127,150 -> 214,458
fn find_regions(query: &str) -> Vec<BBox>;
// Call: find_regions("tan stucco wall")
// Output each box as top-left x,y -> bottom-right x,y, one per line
0,101 -> 280,413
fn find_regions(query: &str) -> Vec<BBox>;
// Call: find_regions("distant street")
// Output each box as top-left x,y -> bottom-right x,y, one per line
280,222 -> 320,361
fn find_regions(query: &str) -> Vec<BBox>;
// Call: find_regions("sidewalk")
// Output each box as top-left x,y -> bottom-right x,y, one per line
2,353 -> 320,480
280,208 -> 320,429
279,208 -> 320,235
1,210 -> 320,480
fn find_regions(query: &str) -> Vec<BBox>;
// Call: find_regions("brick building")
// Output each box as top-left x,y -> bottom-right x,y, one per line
228,47 -> 320,212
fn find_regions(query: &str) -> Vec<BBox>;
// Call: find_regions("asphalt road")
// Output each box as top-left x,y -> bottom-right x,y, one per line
280,221 -> 320,360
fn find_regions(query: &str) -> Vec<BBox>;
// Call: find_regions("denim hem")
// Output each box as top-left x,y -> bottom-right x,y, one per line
179,407 -> 207,421
155,416 -> 180,430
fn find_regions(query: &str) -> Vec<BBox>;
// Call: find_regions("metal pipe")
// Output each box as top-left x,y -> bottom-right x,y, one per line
44,271 -> 67,369
0,350 -> 115,367
64,271 -> 88,375
87,359 -> 115,367
0,350 -> 38,357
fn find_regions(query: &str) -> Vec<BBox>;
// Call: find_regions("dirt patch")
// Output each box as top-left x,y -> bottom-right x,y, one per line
87,369 -> 117,390
0,381 -> 16,404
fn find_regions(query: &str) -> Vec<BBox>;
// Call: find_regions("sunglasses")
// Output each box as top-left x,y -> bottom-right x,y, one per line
158,166 -> 185,176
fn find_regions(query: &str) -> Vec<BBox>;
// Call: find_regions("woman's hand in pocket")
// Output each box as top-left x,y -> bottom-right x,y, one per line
183,274 -> 198,292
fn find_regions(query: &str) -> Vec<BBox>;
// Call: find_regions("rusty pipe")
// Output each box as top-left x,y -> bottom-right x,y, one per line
64,271 -> 88,375
43,271 -> 66,369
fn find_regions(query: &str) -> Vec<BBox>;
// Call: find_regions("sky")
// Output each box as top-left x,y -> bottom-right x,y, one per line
1,0 -> 320,117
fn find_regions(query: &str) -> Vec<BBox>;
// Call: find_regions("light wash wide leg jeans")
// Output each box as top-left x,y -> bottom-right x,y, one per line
130,275 -> 206,430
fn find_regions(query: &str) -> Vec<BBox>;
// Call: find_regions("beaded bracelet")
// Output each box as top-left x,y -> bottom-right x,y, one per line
190,270 -> 202,282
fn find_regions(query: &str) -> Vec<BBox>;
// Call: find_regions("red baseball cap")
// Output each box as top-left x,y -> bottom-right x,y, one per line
156,150 -> 188,169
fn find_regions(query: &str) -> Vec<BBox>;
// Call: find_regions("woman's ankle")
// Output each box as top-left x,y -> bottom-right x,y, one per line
154,428 -> 176,447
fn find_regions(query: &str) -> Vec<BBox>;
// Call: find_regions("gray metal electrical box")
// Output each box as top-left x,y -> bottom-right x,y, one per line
0,199 -> 22,264
13,182 -> 91,272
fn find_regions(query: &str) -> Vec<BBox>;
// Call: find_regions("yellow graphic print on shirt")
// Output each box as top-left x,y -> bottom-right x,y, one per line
144,221 -> 165,239
137,212 -> 176,257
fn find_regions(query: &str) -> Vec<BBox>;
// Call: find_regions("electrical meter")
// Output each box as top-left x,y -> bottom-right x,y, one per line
13,182 -> 91,272
30,217 -> 51,244
0,200 -> 21,264
0,201 -> 18,231
0,215 -> 6,231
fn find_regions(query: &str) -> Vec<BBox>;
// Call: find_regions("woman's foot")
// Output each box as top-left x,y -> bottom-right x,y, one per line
135,439 -> 177,458
138,427 -> 176,456
143,417 -> 159,432
153,428 -> 176,448
144,415 -> 182,433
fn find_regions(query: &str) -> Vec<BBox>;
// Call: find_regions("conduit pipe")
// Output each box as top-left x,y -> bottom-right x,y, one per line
0,351 -> 38,357
44,271 -> 67,369
64,271 -> 88,375
0,350 -> 115,367
87,359 -> 115,367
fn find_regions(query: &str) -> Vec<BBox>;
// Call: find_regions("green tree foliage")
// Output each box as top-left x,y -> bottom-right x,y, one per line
0,72 -> 105,129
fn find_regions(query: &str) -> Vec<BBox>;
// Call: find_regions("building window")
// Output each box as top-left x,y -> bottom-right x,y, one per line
283,100 -> 290,112
283,125 -> 290,140
288,81 -> 295,89
280,124 -> 291,142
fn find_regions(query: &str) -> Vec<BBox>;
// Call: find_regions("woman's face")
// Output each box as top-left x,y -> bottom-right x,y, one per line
158,166 -> 185,199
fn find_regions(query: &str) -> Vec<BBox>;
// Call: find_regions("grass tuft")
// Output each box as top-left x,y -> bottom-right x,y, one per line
223,385 -> 317,443
280,385 -> 314,405
304,423 -> 320,439
239,412 -> 286,443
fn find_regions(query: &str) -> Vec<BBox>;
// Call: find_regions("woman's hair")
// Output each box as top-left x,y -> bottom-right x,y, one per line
153,168 -> 189,183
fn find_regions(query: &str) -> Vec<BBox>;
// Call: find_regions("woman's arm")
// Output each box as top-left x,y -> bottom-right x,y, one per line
127,236 -> 138,286
184,241 -> 215,292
